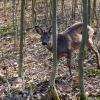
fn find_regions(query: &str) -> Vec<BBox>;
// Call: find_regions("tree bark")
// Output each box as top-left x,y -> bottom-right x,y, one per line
78,0 -> 88,100
18,0 -> 25,77
50,0 -> 60,100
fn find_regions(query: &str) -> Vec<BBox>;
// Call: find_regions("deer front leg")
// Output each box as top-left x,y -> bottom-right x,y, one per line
66,34 -> 73,76
67,50 -> 72,76
88,39 -> 100,69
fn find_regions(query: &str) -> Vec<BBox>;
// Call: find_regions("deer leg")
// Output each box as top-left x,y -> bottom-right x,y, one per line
66,35 -> 73,76
67,50 -> 72,76
88,39 -> 100,69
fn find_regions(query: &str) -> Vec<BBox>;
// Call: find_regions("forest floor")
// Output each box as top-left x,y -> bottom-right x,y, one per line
0,31 -> 100,100
0,0 -> 100,100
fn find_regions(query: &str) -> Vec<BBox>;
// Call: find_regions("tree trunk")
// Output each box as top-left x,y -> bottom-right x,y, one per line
50,0 -> 60,100
72,0 -> 77,20
61,0 -> 64,22
18,0 -> 25,77
32,0 -> 36,26
78,0 -> 88,100
88,0 -> 92,25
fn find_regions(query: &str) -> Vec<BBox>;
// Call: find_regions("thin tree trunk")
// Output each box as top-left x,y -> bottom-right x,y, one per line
44,0 -> 48,27
32,0 -> 36,26
4,0 -> 6,19
92,0 -> 96,20
61,0 -> 64,22
72,0 -> 77,20
50,0 -> 60,100
50,0 -> 53,21
88,0 -> 92,25
12,0 -> 16,49
78,0 -> 88,100
92,0 -> 98,25
12,0 -> 15,30
18,0 -> 25,77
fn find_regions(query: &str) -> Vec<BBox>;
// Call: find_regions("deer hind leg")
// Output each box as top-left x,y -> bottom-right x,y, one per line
88,39 -> 100,69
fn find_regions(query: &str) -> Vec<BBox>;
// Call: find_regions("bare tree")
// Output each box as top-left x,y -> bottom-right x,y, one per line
4,0 -> 6,20
44,0 -> 49,26
92,0 -> 98,25
71,0 -> 77,20
18,0 -> 25,77
61,0 -> 64,21
50,0 -> 60,99
32,0 -> 36,26
78,0 -> 88,100
88,0 -> 97,25
88,0 -> 92,25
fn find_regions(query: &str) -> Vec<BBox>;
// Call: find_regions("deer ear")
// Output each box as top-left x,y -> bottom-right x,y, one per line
48,26 -> 52,34
35,26 -> 43,35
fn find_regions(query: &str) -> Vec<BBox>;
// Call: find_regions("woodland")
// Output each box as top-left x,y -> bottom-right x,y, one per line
0,0 -> 100,100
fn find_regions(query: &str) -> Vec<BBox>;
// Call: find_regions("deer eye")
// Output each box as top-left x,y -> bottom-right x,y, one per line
41,36 -> 43,40
48,35 -> 50,38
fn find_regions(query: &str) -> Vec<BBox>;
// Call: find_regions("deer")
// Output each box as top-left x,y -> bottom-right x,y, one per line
35,22 -> 100,76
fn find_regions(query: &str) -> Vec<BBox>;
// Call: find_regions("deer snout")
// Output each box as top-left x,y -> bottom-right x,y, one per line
42,42 -> 47,45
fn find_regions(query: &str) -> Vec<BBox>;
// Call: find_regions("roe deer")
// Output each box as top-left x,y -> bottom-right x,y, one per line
35,22 -> 100,75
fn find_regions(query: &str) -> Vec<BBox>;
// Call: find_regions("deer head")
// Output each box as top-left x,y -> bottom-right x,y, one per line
35,26 -> 52,45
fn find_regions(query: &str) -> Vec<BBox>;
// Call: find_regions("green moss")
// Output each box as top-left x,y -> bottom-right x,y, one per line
80,94 -> 87,100
91,69 -> 100,75
11,88 -> 21,94
0,27 -> 9,33
86,69 -> 100,76
95,97 -> 100,100
50,86 -> 60,100
25,83 -> 33,89
7,31 -> 16,36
